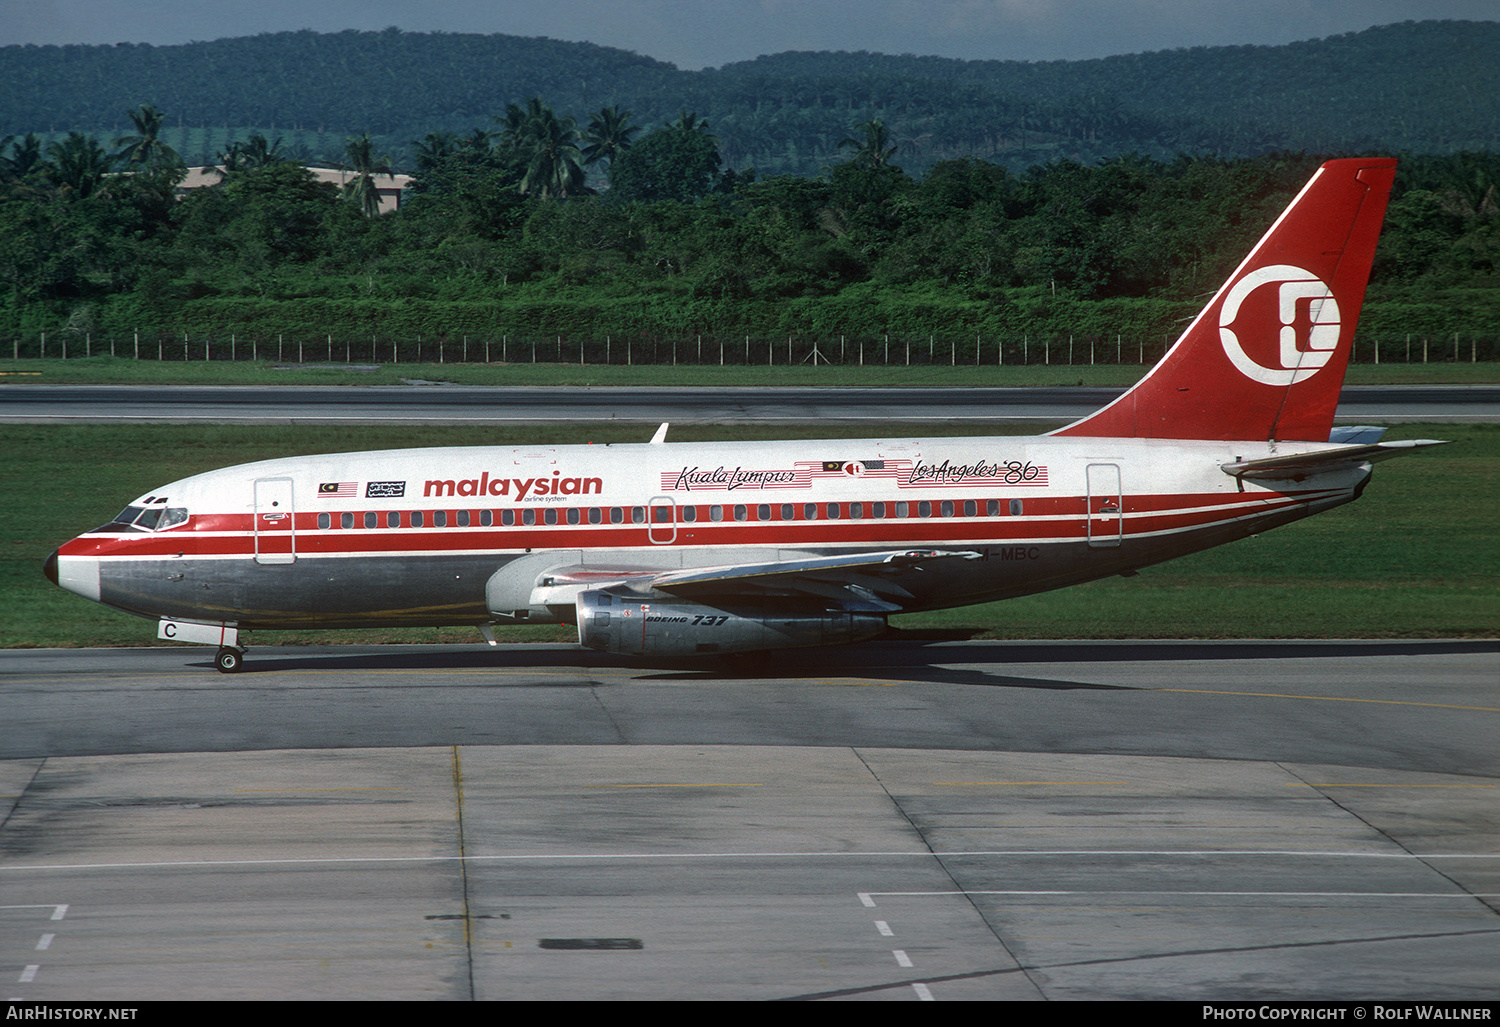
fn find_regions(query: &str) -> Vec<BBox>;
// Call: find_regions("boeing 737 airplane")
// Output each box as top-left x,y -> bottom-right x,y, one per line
44,158 -> 1442,672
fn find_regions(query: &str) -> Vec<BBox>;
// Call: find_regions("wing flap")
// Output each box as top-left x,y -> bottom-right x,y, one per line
648,549 -> 980,598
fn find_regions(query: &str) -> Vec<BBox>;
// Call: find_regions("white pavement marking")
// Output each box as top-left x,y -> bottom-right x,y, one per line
893,950 -> 913,968
913,983 -> 935,1001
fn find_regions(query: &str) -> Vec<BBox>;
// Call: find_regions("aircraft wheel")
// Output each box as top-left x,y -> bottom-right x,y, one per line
215,647 -> 244,674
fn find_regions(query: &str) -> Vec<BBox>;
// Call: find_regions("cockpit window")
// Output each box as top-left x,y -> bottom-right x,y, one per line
89,503 -> 189,533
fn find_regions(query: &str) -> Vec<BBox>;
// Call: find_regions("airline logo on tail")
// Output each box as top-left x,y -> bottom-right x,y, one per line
1053,157 -> 1396,441
1219,264 -> 1340,386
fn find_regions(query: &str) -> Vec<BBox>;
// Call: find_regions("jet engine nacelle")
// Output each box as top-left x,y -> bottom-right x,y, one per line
575,588 -> 885,656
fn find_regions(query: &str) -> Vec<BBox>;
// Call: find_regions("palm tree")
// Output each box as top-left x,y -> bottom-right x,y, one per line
668,111 -> 718,144
411,129 -> 459,175
582,106 -> 637,168
114,103 -> 181,170
44,132 -> 114,199
342,132 -> 394,215
498,98 -> 586,199
219,133 -> 287,175
838,119 -> 898,169
0,133 -> 43,182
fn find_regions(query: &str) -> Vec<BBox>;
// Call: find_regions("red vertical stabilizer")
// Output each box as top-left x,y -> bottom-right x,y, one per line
1052,158 -> 1397,442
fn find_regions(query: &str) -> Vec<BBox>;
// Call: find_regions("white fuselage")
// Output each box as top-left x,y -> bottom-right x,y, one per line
52,433 -> 1365,632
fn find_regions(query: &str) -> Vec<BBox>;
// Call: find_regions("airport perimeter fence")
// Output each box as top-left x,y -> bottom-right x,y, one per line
8,331 -> 1500,366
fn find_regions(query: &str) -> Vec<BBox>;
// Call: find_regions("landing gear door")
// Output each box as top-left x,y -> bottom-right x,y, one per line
1086,463 -> 1123,549
254,477 -> 296,565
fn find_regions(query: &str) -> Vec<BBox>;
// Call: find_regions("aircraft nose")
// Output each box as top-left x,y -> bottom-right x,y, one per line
43,548 -> 59,585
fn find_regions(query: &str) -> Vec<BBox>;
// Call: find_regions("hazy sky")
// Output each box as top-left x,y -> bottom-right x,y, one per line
4,0 -> 1495,69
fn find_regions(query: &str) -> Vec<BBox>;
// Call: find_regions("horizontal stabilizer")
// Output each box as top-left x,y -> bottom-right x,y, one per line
1221,439 -> 1447,481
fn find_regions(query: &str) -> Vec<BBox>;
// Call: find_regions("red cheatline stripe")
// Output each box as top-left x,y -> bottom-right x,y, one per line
62,490 -> 1344,560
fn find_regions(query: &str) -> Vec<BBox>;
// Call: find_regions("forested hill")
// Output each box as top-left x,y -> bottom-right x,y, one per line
3,20 -> 1496,176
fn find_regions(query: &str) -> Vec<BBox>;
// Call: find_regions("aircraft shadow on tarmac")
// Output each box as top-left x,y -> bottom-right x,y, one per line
185,636 -> 1496,692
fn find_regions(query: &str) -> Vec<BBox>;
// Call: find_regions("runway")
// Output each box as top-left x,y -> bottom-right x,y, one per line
2,640 -> 1496,1000
3,383 -> 1498,423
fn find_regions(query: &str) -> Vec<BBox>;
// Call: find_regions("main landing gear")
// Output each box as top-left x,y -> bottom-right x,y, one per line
215,646 -> 247,673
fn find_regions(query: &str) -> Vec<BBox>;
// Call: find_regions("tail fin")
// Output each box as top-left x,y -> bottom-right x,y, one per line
1053,158 -> 1397,442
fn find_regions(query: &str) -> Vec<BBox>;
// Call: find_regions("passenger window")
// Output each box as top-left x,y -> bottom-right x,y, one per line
610,508 -> 623,524
918,501 -> 931,518
544,509 -> 557,525
828,503 -> 840,519
522,509 -> 535,525
1010,499 -> 1023,516
589,508 -> 602,524
781,504 -> 794,520
502,510 -> 515,526
567,508 -> 579,525
318,513 -> 331,530
896,501 -> 909,517
457,510 -> 470,527
434,511 -> 447,527
804,504 -> 816,520
734,504 -> 747,521
987,500 -> 1000,517
631,507 -> 645,524
365,512 -> 378,529
710,505 -> 723,522
850,502 -> 863,518
964,500 -> 976,517
758,504 -> 770,521
411,511 -> 424,527
941,500 -> 954,517
341,512 -> 354,529
872,502 -> 885,518
387,511 -> 399,528
681,506 -> 696,523
480,510 -> 493,527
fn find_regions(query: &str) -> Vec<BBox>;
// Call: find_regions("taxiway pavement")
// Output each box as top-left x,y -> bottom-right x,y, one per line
3,383 -> 1497,424
2,640 -> 1496,1001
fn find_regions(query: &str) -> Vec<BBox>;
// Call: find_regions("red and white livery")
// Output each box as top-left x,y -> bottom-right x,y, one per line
45,158 -> 1442,672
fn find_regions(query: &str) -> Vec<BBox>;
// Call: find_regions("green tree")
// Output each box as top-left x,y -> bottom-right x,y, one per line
582,106 -> 638,168
607,123 -> 722,204
113,103 -> 182,171
220,133 -> 287,174
43,132 -> 114,199
0,133 -> 45,182
341,132 -> 395,216
493,98 -> 588,200
837,119 -> 898,170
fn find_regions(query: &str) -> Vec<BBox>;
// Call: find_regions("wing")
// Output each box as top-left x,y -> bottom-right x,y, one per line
529,549 -> 983,614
